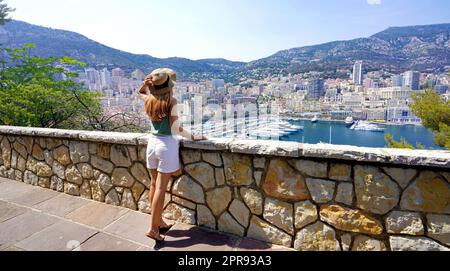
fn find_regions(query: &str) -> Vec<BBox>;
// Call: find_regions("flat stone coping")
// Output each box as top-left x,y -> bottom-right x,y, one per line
1,126 -> 449,169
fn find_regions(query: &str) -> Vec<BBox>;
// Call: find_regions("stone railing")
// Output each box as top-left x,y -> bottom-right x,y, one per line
0,126 -> 449,251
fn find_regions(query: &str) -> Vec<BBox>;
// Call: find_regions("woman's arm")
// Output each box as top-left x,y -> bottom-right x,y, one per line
138,77 -> 152,101
169,99 -> 207,141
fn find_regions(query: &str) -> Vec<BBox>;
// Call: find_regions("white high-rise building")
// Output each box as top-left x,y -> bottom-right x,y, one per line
403,71 -> 420,90
84,68 -> 102,91
100,68 -> 112,90
85,68 -> 97,84
306,79 -> 325,100
352,61 -> 364,85
392,74 -> 403,87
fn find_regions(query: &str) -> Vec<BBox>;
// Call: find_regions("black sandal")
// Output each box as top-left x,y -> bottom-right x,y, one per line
159,222 -> 174,231
146,230 -> 165,242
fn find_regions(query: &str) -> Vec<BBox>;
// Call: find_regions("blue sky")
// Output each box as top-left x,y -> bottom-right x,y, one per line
8,0 -> 450,62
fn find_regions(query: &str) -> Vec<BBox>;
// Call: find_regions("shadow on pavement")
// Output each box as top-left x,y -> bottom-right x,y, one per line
153,227 -> 272,251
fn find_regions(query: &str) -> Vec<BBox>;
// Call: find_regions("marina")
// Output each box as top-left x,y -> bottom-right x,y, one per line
190,116 -> 305,139
187,117 -> 443,149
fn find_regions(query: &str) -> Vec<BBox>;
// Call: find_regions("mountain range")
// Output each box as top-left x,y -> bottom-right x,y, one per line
1,20 -> 449,83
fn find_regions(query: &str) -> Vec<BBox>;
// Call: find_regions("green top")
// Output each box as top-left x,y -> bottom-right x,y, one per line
150,116 -> 172,136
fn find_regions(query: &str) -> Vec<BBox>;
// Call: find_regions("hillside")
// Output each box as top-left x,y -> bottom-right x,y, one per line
1,20 -> 449,83
0,20 -> 245,81
247,23 -> 450,77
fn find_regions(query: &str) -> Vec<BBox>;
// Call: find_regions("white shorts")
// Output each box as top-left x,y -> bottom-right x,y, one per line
146,135 -> 181,174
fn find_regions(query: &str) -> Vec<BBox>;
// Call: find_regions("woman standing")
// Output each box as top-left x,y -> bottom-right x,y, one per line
139,68 -> 206,242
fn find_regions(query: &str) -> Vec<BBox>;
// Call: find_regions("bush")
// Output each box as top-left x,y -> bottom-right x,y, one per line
0,44 -> 102,129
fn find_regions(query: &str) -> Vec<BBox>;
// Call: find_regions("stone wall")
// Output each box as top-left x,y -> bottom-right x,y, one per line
1,126 -> 449,251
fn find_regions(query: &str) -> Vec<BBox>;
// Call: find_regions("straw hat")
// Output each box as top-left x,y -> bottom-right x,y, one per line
146,68 -> 177,96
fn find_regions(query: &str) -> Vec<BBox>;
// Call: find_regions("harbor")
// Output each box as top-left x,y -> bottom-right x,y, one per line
190,116 -> 305,139
188,116 -> 443,149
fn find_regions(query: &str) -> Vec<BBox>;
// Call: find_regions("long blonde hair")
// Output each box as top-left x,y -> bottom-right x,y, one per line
143,90 -> 173,122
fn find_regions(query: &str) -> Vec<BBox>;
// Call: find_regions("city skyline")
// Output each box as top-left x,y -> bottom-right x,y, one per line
8,0 -> 450,62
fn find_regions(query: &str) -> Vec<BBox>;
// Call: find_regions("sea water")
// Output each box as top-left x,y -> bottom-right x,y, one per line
282,120 -> 444,150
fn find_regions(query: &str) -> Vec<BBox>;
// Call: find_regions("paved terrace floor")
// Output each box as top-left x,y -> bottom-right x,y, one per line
0,177 -> 293,251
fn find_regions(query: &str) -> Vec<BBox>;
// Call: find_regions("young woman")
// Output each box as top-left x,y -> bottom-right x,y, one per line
138,68 -> 206,242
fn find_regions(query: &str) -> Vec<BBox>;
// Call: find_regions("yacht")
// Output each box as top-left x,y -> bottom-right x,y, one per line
290,124 -> 304,130
278,122 -> 303,132
345,117 -> 355,127
350,121 -> 385,132
311,115 -> 319,123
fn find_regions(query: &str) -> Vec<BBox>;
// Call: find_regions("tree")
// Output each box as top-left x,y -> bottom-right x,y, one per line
385,89 -> 450,150
410,90 -> 450,149
0,0 -> 14,25
385,134 -> 415,149
0,43 -> 103,130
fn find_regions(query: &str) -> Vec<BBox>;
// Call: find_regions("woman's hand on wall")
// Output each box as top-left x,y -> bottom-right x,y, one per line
192,134 -> 208,141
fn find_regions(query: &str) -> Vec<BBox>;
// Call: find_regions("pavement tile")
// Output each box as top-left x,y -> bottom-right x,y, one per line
8,188 -> 60,207
0,201 -> 27,223
136,246 -> 155,251
79,232 -> 141,251
33,194 -> 91,217
104,211 -> 155,247
65,201 -> 129,230
15,220 -> 98,251
0,177 -> 12,183
0,211 -> 59,250
0,178 -> 295,251
1,245 -> 26,251
157,224 -> 238,251
0,181 -> 38,201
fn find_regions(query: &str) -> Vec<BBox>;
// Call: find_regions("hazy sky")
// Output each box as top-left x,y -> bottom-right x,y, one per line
8,0 -> 450,62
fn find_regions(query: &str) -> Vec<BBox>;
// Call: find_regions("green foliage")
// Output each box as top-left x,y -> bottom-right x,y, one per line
0,44 -> 102,130
384,134 -> 429,150
410,90 -> 450,149
384,134 -> 415,149
385,90 -> 450,150
0,0 -> 14,25
433,123 -> 450,149
0,83 -> 100,128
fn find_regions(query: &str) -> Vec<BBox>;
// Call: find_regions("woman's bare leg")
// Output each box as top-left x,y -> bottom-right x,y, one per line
148,169 -> 158,207
148,169 -> 171,228
149,172 -> 172,238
